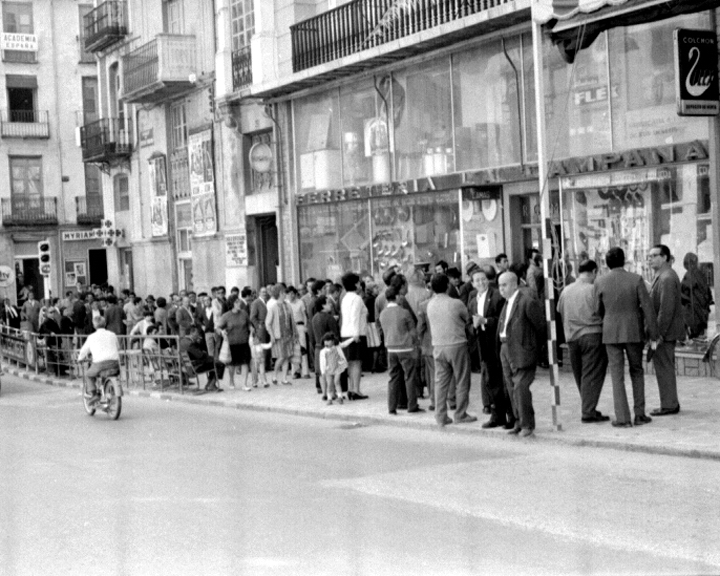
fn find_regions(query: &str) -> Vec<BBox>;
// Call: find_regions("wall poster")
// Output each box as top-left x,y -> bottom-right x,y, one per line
149,155 -> 168,237
188,129 -> 217,236
226,234 -> 247,268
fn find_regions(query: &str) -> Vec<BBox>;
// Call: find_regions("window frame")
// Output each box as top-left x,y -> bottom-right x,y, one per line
113,173 -> 130,212
9,156 -> 42,198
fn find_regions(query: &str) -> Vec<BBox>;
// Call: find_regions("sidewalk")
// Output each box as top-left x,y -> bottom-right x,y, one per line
6,362 -> 719,461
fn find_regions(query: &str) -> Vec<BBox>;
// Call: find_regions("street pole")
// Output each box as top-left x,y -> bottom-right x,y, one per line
532,10 -> 562,431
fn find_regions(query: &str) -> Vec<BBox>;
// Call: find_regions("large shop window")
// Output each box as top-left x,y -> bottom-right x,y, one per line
295,92 -> 341,192
562,163 -> 713,293
544,12 -> 711,160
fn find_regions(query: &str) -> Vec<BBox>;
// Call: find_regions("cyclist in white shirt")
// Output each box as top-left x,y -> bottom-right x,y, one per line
78,315 -> 120,399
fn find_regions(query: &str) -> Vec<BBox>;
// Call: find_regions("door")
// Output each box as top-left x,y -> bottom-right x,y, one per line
16,258 -> 44,302
256,215 -> 278,286
88,248 -> 108,287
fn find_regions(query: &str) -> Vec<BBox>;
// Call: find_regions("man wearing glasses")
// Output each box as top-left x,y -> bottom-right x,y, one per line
647,244 -> 684,416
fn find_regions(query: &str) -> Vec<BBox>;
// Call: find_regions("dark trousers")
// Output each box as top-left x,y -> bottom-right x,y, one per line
606,342 -> 646,423
652,339 -> 680,410
478,338 -> 509,423
499,344 -> 536,431
567,333 -> 608,418
387,351 -> 418,412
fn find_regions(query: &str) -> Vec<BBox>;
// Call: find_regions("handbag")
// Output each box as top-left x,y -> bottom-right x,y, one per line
218,337 -> 232,364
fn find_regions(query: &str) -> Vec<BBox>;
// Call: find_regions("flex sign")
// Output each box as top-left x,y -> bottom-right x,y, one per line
674,28 -> 719,116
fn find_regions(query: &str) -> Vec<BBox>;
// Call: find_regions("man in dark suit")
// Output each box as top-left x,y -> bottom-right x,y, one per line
648,244 -> 685,416
467,268 -> 509,429
497,271 -> 546,437
594,247 -> 658,428
103,295 -> 125,336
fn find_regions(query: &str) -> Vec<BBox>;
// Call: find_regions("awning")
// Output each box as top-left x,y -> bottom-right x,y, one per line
534,0 -> 720,63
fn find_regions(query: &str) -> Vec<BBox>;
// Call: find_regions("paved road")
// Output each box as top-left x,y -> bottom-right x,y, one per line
1,375 -> 718,576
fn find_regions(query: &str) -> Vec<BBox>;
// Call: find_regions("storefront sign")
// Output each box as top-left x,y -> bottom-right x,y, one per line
1,33 -> 37,51
226,234 -> 247,268
62,230 -> 98,241
0,265 -> 15,287
188,129 -> 217,236
548,141 -> 708,178
461,186 -> 501,201
561,167 -> 670,190
674,29 -> 719,116
149,155 -> 168,237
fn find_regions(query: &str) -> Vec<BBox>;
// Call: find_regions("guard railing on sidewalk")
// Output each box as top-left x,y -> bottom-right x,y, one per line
0,326 -> 203,394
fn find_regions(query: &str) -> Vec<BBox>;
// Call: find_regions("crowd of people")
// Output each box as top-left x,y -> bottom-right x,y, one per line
0,243 -> 711,433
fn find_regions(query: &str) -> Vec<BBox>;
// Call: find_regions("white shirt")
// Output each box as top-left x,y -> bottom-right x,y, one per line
340,292 -> 368,338
78,328 -> 120,363
500,289 -> 520,339
476,290 -> 489,332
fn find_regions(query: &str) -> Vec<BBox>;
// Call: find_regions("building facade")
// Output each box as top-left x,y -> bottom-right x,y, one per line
0,0 -> 104,302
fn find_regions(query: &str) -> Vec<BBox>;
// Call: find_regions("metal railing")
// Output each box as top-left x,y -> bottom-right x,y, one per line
0,109 -> 50,138
80,117 -> 133,162
1,197 -> 58,226
0,327 -> 202,394
75,196 -> 104,225
83,0 -> 128,53
122,34 -> 196,101
291,0 -> 512,72
232,45 -> 253,91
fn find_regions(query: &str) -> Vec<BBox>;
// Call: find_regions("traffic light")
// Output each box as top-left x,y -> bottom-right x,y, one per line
38,240 -> 51,277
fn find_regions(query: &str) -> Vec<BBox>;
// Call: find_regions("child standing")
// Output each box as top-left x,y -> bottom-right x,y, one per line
249,333 -> 272,387
319,332 -> 348,405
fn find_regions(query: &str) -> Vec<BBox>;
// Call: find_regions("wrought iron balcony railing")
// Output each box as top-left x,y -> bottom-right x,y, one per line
80,118 -> 133,163
121,34 -> 197,104
0,110 -> 50,139
291,0 -> 512,72
83,1 -> 128,53
1,198 -> 58,227
232,46 -> 253,91
76,196 -> 104,226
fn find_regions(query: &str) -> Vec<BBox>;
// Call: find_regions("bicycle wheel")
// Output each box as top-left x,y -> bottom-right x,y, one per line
103,379 -> 122,420
82,384 -> 96,417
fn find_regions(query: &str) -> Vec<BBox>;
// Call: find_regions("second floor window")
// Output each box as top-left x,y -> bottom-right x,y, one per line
231,0 -> 254,51
10,157 -> 42,198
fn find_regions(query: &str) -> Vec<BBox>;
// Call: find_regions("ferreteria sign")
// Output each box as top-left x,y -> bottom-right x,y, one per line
548,141 -> 708,177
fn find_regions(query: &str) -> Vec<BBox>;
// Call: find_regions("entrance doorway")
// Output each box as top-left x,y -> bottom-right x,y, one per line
88,249 -> 108,287
255,215 -> 278,287
15,258 -> 44,302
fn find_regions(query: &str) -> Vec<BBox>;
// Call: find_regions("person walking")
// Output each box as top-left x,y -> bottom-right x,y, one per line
594,247 -> 658,428
497,271 -> 546,437
426,273 -> 476,427
556,259 -> 609,423
648,244 -> 685,416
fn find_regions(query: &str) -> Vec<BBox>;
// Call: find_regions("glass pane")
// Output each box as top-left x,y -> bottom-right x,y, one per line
298,201 -> 371,280
393,59 -> 453,180
523,32 -> 538,164
609,13 -> 710,150
453,36 -> 522,170
294,92 -> 341,192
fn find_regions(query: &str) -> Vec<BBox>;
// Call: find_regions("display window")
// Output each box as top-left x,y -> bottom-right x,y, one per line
460,188 -> 505,270
294,92 -> 341,192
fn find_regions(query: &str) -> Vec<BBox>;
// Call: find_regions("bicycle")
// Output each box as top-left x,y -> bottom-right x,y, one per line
80,360 -> 123,420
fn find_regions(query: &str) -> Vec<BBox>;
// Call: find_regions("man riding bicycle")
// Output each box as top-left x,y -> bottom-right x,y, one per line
78,316 -> 120,400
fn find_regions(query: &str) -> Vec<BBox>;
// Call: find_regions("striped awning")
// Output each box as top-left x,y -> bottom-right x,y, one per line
532,0 -> 632,24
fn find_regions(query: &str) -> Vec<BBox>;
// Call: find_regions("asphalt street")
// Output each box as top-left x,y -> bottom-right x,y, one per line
1,374 -> 718,576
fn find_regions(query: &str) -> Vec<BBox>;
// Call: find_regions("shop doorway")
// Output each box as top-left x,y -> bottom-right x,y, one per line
508,192 -> 562,266
255,215 -> 278,287
88,249 -> 108,287
15,258 -> 44,302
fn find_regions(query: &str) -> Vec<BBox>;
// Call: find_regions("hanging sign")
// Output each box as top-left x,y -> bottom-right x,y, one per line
674,29 -> 719,117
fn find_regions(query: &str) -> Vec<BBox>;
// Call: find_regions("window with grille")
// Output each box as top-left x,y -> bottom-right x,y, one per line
231,0 -> 254,51
2,2 -> 36,63
113,173 -> 129,212
169,103 -> 189,198
78,5 -> 95,63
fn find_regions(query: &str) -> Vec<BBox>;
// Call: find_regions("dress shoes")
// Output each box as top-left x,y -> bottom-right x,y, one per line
581,414 -> 611,423
507,426 -> 521,435
454,414 -> 478,424
611,420 -> 632,428
407,407 -> 426,413
633,414 -> 652,426
389,410 -> 397,415
503,421 -> 517,430
438,416 -> 453,427
650,406 -> 680,416
481,419 -> 503,429
397,404 -> 407,410
519,429 -> 534,438
354,392 -> 368,400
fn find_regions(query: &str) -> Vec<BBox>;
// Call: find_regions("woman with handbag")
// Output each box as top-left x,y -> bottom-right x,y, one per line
265,284 -> 298,386
216,295 -> 252,391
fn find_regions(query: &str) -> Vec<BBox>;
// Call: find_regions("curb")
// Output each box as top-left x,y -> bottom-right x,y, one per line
7,367 -> 720,462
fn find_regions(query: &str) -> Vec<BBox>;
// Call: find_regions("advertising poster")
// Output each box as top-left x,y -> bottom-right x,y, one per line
149,155 -> 168,237
226,234 -> 247,268
188,129 -> 217,236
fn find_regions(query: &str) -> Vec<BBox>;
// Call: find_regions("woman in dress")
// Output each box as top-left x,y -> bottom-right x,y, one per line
216,294 -> 252,390
265,284 -> 297,385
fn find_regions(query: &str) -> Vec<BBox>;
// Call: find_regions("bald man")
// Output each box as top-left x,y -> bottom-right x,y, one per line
497,272 -> 546,437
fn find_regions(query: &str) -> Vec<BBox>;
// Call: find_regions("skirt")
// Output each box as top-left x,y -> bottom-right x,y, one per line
343,337 -> 366,362
271,336 -> 294,359
228,343 -> 251,366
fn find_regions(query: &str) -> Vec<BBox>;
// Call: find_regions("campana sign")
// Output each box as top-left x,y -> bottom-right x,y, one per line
674,28 -> 719,116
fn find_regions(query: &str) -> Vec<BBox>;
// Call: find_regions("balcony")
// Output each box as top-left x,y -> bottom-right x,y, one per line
83,1 -> 128,53
291,0 -> 515,72
1,110 -> 50,139
232,46 -> 253,91
121,34 -> 197,104
1,198 -> 58,227
80,118 -> 133,163
76,196 -> 104,226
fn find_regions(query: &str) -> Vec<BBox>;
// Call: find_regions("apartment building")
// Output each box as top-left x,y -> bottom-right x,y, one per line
0,1 -> 102,302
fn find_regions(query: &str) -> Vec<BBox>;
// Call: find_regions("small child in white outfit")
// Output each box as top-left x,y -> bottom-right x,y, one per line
318,332 -> 348,405
249,333 -> 272,388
